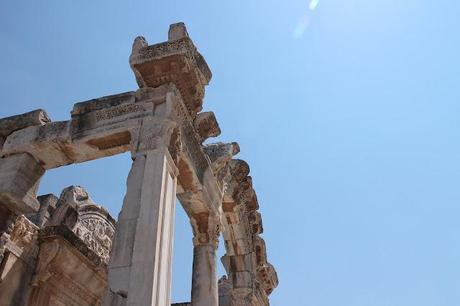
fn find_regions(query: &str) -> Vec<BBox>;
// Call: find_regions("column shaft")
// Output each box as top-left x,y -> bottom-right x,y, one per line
191,244 -> 218,306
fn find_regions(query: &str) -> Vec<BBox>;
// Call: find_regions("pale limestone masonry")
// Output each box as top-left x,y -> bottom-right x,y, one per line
0,23 -> 278,306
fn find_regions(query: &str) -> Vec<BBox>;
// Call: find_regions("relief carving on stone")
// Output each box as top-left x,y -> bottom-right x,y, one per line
73,209 -> 115,264
9,215 -> 39,248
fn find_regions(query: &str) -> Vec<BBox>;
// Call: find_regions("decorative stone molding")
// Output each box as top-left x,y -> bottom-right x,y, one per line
9,215 -> 39,249
73,205 -> 115,264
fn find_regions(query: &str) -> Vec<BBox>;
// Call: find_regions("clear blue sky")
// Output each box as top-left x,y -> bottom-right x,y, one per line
1,1 -> 460,305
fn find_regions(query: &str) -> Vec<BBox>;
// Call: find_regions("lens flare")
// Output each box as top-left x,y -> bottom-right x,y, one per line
309,0 -> 320,10
293,16 -> 310,39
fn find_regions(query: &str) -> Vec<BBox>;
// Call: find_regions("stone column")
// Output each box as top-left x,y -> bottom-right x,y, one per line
191,215 -> 220,306
105,147 -> 178,306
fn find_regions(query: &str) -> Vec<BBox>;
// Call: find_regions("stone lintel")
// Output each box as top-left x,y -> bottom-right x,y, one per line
2,88 -> 224,224
1,87 -> 175,169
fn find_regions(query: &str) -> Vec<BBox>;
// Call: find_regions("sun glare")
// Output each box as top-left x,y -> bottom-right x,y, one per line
293,16 -> 310,39
309,0 -> 320,10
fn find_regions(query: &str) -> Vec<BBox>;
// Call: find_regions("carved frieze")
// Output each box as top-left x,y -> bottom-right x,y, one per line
73,205 -> 115,264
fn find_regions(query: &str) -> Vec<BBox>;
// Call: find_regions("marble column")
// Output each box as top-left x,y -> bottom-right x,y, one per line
105,148 -> 177,306
191,216 -> 220,306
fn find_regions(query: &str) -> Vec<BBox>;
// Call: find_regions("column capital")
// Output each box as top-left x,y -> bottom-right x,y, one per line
131,116 -> 182,165
191,213 -> 221,249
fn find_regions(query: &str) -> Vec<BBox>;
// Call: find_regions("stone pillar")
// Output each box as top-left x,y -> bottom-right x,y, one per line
191,215 -> 220,306
105,147 -> 178,306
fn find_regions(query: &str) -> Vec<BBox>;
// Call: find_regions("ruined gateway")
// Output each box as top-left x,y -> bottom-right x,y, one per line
0,23 -> 278,306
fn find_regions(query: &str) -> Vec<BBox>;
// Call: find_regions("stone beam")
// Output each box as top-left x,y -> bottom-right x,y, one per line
1,90 -> 150,169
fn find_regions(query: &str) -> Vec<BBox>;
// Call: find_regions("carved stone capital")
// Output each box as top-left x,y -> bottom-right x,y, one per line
132,117 -> 182,163
9,215 -> 39,249
191,213 -> 221,249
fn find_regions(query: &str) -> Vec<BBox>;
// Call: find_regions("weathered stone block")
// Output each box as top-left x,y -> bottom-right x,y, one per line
2,121 -> 72,169
228,254 -> 254,272
0,109 -> 50,139
31,193 -> 59,227
0,153 -> 44,214
71,92 -> 136,116
0,215 -> 39,306
231,271 -> 253,289
168,23 -> 189,41
129,24 -> 212,117
193,112 -> 221,143
29,227 -> 107,306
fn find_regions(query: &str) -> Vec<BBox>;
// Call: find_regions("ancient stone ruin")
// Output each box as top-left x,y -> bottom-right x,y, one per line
0,23 -> 278,306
